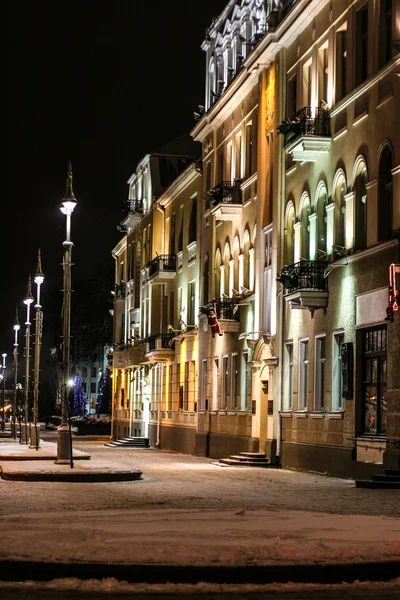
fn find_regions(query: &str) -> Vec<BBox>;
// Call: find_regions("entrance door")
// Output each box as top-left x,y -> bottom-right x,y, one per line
362,326 -> 387,435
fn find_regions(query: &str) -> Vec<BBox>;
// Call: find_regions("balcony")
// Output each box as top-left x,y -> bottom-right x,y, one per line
114,282 -> 126,300
145,333 -> 175,361
279,107 -> 331,162
144,254 -> 177,284
119,199 -> 143,230
206,181 -> 243,220
113,340 -> 143,367
277,260 -> 328,310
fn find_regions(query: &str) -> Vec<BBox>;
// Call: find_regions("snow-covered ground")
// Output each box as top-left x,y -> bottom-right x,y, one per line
0,441 -> 399,571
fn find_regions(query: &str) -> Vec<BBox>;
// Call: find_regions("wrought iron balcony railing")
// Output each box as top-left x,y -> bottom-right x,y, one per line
114,281 -> 126,299
146,254 -> 177,277
146,333 -> 175,352
205,180 -> 242,209
122,199 -> 144,215
213,297 -> 241,322
277,261 -> 328,293
278,106 -> 331,145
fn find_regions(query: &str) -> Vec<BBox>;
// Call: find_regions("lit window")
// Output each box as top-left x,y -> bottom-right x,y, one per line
314,336 -> 326,411
298,339 -> 309,410
284,343 -> 294,410
332,332 -> 345,411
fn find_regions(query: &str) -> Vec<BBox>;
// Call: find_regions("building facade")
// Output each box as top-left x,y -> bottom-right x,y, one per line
111,0 -> 400,479
277,0 -> 400,478
111,139 -> 201,447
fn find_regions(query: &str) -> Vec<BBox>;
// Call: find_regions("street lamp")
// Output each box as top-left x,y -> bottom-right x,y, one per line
56,161 -> 77,466
23,276 -> 34,444
1,354 -> 6,432
12,308 -> 20,439
30,249 -> 44,450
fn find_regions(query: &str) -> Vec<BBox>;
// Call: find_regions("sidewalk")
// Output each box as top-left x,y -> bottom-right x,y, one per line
0,439 -> 142,482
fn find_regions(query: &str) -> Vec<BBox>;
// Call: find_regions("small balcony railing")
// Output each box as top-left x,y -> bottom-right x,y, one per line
277,261 -> 328,293
146,254 -> 177,277
122,199 -> 144,215
213,297 -> 241,322
206,181 -> 242,209
114,282 -> 126,299
146,333 -> 175,352
278,107 -> 331,145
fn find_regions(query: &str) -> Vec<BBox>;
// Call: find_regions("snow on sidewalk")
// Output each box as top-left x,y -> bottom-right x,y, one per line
1,508 -> 399,567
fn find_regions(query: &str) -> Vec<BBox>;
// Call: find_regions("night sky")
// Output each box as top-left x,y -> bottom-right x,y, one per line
4,0 -> 227,359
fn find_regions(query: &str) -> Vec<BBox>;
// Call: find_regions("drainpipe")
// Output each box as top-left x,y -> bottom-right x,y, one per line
276,47 -> 287,463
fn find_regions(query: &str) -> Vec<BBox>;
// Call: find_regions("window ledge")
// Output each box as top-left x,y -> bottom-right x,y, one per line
352,110 -> 368,126
294,410 -> 308,418
279,410 -> 293,418
326,411 -> 344,419
309,411 -> 325,419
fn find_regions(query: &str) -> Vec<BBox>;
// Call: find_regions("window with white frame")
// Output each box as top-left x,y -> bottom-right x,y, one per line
284,343 -> 294,410
318,43 -> 329,106
231,354 -> 239,410
314,336 -> 326,411
301,200 -> 310,260
222,355 -> 229,409
212,357 -> 219,410
335,23 -> 347,103
317,186 -> 327,257
332,332 -> 345,411
241,351 -> 248,410
303,59 -> 312,107
298,339 -> 309,410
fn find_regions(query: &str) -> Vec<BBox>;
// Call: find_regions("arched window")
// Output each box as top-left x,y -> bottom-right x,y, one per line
232,236 -> 240,293
209,58 -> 216,108
285,204 -> 295,265
203,255 -> 210,305
224,243 -> 230,295
316,184 -> 328,256
354,159 -> 368,251
243,231 -> 250,289
300,196 -> 310,260
214,249 -> 221,299
333,172 -> 346,253
378,146 -> 393,241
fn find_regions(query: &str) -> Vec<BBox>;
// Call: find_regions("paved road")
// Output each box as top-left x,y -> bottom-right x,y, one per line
1,436 -> 399,517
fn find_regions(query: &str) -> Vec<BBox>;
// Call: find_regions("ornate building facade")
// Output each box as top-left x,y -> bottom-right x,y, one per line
111,0 -> 400,479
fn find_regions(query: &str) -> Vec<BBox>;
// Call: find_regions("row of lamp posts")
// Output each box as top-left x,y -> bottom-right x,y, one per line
5,251 -> 45,448
2,163 -> 76,466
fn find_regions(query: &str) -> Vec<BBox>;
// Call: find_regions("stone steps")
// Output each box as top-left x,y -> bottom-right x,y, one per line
105,436 -> 150,449
355,469 -> 400,489
219,452 -> 271,468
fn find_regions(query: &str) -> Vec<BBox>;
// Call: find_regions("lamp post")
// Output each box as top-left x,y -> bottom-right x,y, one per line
0,366 -> 3,432
56,162 -> 77,465
1,354 -> 6,432
12,309 -> 20,439
23,276 -> 34,444
30,249 -> 44,450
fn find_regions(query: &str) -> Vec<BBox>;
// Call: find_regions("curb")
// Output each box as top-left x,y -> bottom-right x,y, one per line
0,470 -> 142,482
0,560 -> 399,585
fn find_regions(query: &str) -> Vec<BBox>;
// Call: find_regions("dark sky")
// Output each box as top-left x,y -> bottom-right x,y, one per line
4,0 -> 227,358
